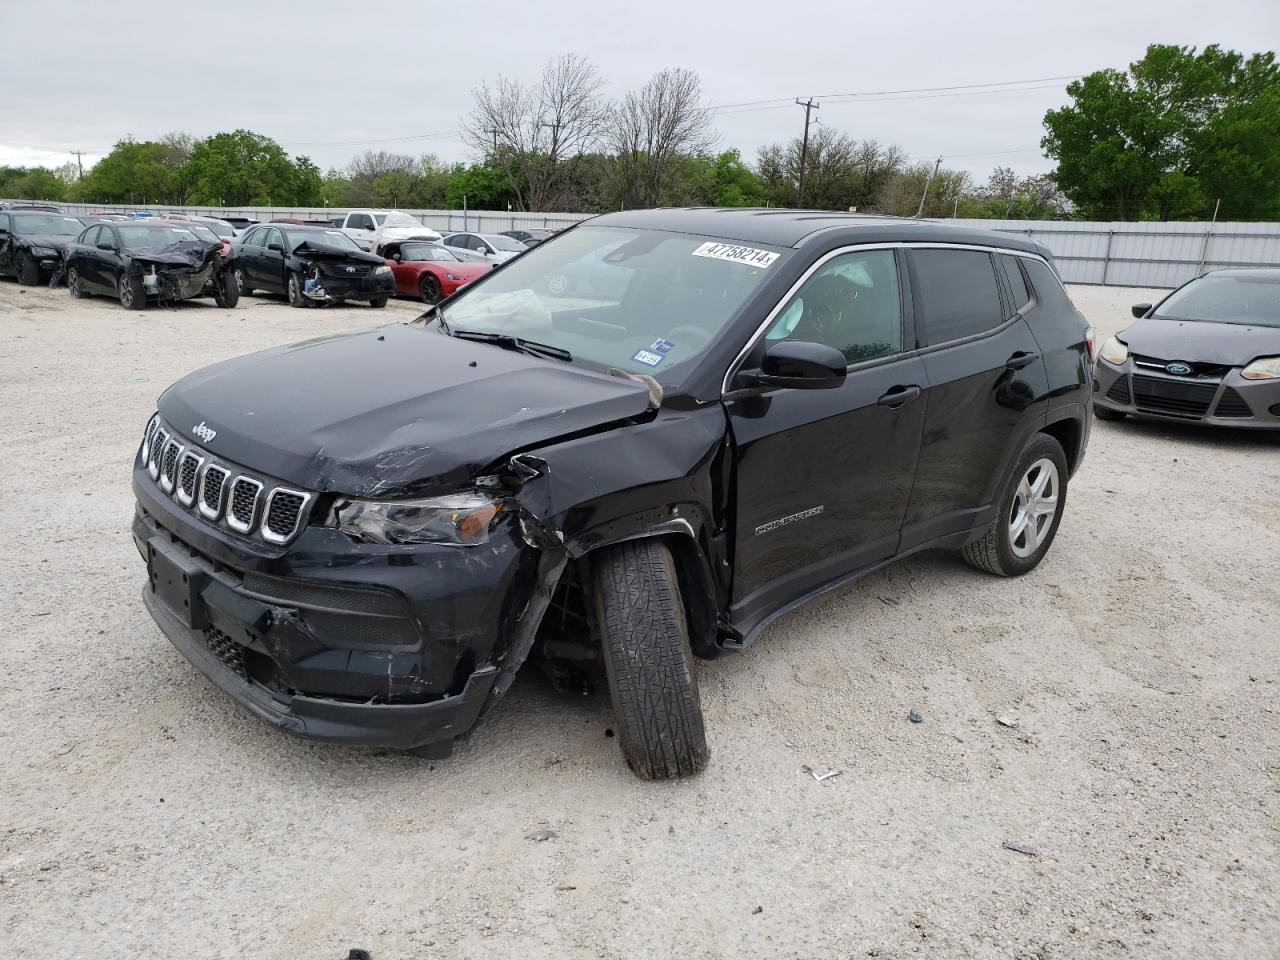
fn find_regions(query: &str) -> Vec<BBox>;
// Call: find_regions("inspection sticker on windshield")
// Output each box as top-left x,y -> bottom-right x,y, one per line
632,348 -> 665,367
692,241 -> 779,269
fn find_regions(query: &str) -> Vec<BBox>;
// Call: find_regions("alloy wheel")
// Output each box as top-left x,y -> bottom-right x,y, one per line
1008,458 -> 1059,559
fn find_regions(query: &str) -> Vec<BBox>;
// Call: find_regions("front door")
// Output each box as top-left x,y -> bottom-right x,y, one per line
726,248 -> 927,630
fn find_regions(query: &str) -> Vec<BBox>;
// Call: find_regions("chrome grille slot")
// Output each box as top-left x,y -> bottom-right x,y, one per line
261,489 -> 311,545
148,427 -> 170,479
141,415 -> 161,464
199,464 -> 229,519
159,439 -> 183,493
175,450 -> 203,506
226,476 -> 263,533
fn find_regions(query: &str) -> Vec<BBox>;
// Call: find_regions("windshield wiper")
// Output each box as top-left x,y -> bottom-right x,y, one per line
434,306 -> 451,335
451,329 -> 572,362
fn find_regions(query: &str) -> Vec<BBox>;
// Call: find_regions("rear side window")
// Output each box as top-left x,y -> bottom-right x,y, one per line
243,228 -> 264,247
1022,258 -> 1076,315
0,213 -> 9,231
1000,254 -> 1031,313
912,249 -> 1004,346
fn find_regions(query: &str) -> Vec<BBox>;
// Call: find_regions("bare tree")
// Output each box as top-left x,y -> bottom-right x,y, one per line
463,53 -> 609,211
348,151 -> 418,180
606,68 -> 716,209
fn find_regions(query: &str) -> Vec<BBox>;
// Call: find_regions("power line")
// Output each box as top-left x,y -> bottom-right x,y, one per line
279,130 -> 461,148
709,74 -> 1080,113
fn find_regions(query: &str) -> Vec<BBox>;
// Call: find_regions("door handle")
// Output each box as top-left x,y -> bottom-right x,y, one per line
1006,351 -> 1039,370
876,385 -> 922,407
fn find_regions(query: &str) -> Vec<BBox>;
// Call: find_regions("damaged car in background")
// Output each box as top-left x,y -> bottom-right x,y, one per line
63,220 -> 238,309
232,223 -> 394,308
131,209 -> 1092,779
0,210 -> 87,285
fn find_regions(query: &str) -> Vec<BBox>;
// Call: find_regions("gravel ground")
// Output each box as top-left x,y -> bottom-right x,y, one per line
1,278 -> 1277,960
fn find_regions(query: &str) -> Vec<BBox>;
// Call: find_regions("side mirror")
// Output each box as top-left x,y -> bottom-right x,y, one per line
1131,302 -> 1152,318
97,242 -> 115,251
748,341 -> 847,390
267,242 -> 284,253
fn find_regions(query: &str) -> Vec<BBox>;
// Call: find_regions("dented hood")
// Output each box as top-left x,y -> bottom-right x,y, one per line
1122,317 -> 1280,366
157,324 -> 653,496
131,239 -> 220,270
293,241 -> 385,264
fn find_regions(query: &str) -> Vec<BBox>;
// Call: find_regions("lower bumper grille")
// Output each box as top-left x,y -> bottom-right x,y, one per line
205,627 -> 248,682
1105,376 -> 1131,405
1132,375 -> 1218,419
1214,387 -> 1253,418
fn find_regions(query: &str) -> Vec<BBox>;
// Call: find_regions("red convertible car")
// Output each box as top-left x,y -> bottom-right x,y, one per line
383,240 -> 491,303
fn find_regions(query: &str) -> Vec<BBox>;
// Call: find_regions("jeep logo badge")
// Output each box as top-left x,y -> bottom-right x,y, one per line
192,421 -> 217,443
1165,361 -> 1192,376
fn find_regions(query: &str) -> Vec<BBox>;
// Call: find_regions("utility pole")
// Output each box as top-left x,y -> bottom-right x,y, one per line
71,150 -> 85,180
483,126 -> 500,159
795,97 -> 819,207
915,156 -> 942,218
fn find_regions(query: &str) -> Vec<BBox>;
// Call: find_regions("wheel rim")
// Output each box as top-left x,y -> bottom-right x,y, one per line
421,276 -> 440,303
68,268 -> 80,296
235,267 -> 245,291
1008,458 -> 1059,559
120,277 -> 134,308
289,275 -> 300,303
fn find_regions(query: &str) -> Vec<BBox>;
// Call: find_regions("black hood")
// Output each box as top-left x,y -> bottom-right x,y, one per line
293,241 -> 384,264
19,233 -> 77,253
1122,317 -> 1280,366
157,324 -> 653,497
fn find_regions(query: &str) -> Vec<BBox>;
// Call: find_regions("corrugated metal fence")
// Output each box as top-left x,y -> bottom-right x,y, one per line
53,203 -> 1280,289
949,218 -> 1280,288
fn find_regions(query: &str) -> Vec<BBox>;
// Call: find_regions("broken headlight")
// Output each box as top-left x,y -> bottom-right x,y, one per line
329,493 -> 503,546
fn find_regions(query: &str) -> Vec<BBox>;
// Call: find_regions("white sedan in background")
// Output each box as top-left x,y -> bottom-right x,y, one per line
441,231 -> 527,265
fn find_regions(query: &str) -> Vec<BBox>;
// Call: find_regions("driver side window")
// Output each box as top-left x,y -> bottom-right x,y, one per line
765,249 -> 902,365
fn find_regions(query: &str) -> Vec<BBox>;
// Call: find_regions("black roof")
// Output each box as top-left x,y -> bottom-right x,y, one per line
1206,268 -> 1280,279
587,207 -> 1041,254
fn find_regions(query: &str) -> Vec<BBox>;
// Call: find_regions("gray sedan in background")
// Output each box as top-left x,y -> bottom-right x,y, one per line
1093,269 -> 1280,430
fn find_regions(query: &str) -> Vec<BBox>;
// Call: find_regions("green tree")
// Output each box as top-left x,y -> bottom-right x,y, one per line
292,156 -> 325,206
443,164 -> 515,210
181,130 -> 301,206
5,167 -> 65,201
80,138 -> 181,204
1043,45 -> 1280,220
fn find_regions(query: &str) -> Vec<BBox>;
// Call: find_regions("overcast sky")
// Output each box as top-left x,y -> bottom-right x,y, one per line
1,0 -> 1276,185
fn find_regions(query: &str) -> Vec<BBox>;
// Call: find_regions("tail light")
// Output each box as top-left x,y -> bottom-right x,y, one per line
1084,327 -> 1097,362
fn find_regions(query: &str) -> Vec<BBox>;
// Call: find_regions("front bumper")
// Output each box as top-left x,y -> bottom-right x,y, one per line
303,269 -> 395,303
132,455 -> 548,753
1093,359 -> 1280,430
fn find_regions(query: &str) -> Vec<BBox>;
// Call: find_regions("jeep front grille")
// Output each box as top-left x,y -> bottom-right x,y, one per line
138,419 -> 314,546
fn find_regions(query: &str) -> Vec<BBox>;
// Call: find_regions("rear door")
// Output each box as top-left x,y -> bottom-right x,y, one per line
258,228 -> 286,292
75,226 -> 104,289
899,246 -> 1048,550
727,247 -> 927,629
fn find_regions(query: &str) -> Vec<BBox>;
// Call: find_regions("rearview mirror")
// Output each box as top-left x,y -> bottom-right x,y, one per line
1131,302 -> 1152,318
749,341 -> 847,390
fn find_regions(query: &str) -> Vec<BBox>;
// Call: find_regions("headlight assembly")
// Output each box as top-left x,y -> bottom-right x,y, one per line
374,264 -> 392,276
330,493 -> 503,546
445,273 -> 463,281
30,245 -> 58,257
1241,356 -> 1280,381
1099,336 -> 1129,365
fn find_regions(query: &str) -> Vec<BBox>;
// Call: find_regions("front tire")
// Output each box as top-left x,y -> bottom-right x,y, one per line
287,271 -> 309,308
1093,404 -> 1125,421
213,271 -> 239,308
17,251 -> 40,285
591,539 -> 709,780
67,266 -> 88,299
369,296 -> 388,309
961,433 -> 1068,577
419,274 -> 441,304
118,272 -> 145,310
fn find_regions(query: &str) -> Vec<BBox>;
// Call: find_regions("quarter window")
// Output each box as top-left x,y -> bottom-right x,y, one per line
1000,254 -> 1031,314
912,249 -> 1004,346
1022,258 -> 1074,314
765,249 -> 902,364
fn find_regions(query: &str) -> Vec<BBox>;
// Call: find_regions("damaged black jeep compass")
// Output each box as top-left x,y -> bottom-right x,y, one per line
133,209 -> 1092,779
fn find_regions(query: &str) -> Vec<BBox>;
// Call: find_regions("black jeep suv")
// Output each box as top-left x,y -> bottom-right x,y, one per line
132,209 -> 1092,779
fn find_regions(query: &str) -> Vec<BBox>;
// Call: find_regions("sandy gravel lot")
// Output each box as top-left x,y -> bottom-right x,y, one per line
1,278 -> 1277,959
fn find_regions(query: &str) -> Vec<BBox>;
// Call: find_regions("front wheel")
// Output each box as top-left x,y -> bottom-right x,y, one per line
67,265 -> 89,299
961,433 -> 1068,577
419,274 -> 441,304
17,251 -> 40,285
213,270 -> 240,308
286,271 -> 309,308
235,266 -> 252,296
591,539 -> 709,780
118,272 -> 145,310
369,297 -> 388,309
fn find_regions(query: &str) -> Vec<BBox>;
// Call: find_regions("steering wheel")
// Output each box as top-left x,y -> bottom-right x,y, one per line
663,324 -> 713,351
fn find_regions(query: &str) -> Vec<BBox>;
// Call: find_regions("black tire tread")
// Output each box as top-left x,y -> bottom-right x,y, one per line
592,540 -> 709,780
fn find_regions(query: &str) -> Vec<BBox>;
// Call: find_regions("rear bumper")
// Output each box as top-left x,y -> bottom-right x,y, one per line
143,586 -> 497,749
1093,359 -> 1280,430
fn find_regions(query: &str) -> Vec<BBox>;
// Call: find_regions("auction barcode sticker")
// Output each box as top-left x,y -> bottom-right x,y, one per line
692,241 -> 779,269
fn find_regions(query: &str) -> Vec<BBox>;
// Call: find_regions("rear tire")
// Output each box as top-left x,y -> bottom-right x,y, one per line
1093,404 -> 1125,421
67,266 -> 88,299
234,266 -> 252,296
591,539 -> 709,780
17,251 -> 40,285
961,433 -> 1068,577
118,272 -> 145,310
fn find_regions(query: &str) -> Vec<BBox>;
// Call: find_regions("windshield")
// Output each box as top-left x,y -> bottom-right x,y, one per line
284,228 -> 360,251
484,234 -> 527,253
201,220 -> 235,239
118,225 -> 204,250
12,214 -> 85,236
373,213 -> 388,226
187,224 -> 221,244
402,243 -> 459,262
384,212 -> 422,228
1155,274 -> 1280,328
438,226 -> 786,381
